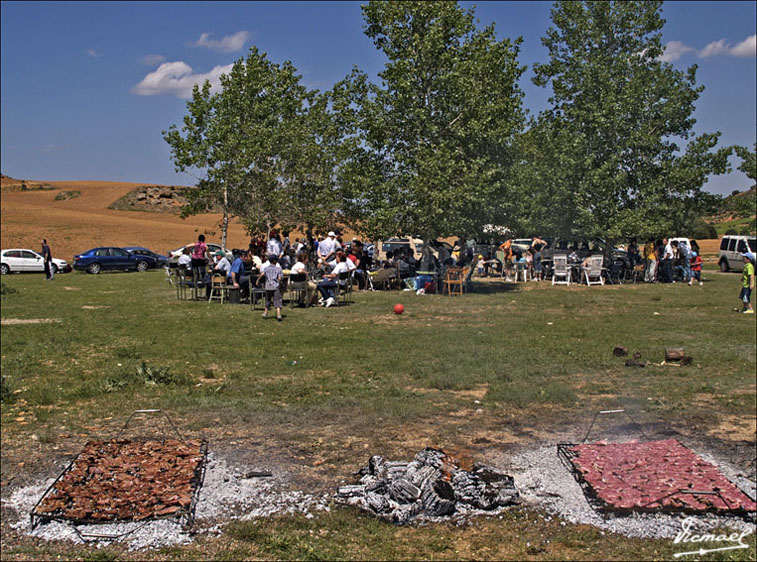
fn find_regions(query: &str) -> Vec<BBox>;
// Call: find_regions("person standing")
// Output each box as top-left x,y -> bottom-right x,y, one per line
740,253 -> 755,314
530,236 -> 547,281
41,239 -> 54,280
661,237 -> 674,283
258,255 -> 283,320
643,238 -> 657,283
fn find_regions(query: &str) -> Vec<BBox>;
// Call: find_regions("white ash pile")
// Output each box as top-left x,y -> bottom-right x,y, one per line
337,448 -> 519,524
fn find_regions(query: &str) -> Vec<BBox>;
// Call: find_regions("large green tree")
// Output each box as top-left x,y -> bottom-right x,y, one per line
339,0 -> 525,243
163,48 -> 340,246
523,0 -> 730,240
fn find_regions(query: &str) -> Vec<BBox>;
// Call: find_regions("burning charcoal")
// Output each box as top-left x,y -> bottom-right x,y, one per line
369,455 -> 386,477
420,481 -> 456,516
414,448 -> 447,469
337,485 -> 367,498
365,491 -> 391,513
388,478 -> 422,504
385,461 -> 409,480
411,465 -> 441,491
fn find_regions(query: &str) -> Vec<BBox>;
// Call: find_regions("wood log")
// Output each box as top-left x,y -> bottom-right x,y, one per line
665,348 -> 685,361
613,346 -> 629,357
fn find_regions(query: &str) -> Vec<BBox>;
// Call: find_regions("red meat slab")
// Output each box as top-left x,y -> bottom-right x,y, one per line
569,439 -> 756,513
34,439 -> 205,523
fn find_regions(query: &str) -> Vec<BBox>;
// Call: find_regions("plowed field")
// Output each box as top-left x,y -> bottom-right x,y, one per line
1,179 -> 254,261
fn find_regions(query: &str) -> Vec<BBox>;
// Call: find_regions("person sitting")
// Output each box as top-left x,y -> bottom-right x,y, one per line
383,250 -> 396,269
317,254 -> 352,307
177,247 -> 192,270
228,251 -> 247,295
212,249 -> 231,276
291,252 -> 317,305
397,249 -> 415,279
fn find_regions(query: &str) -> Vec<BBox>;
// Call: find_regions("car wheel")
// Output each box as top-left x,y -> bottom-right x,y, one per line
87,263 -> 101,274
51,264 -> 59,275
0,264 -> 9,275
719,259 -> 729,273
136,260 -> 149,272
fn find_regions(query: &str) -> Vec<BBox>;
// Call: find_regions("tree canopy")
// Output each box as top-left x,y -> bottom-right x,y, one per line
339,0 -> 525,242
519,0 -> 731,240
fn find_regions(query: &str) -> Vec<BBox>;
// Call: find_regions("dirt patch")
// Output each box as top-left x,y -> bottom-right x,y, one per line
707,415 -> 757,442
1,318 -> 61,325
80,305 -> 109,310
62,287 -> 80,291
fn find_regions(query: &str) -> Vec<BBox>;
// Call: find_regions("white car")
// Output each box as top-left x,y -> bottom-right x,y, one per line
718,235 -> 756,272
1,249 -> 71,275
167,243 -> 233,267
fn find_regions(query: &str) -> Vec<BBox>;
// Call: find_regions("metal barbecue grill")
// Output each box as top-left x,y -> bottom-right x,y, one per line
557,410 -> 756,518
30,410 -> 208,540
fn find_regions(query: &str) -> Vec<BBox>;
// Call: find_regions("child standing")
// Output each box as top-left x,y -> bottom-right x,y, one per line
259,255 -> 283,321
476,255 -> 486,277
740,253 -> 754,314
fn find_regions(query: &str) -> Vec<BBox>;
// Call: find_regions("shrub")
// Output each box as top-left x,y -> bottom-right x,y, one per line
725,228 -> 738,235
1,376 -> 14,403
1,281 -> 17,296
103,361 -> 189,392
54,190 -> 80,201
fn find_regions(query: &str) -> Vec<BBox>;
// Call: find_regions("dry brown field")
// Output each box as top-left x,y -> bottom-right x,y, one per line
2,178 -> 261,261
1,176 -> 724,261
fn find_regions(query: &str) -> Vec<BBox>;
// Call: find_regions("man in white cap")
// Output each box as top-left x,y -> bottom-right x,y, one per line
317,231 -> 340,263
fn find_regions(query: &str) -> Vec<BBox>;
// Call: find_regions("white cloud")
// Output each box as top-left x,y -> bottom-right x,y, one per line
132,61 -> 232,98
658,41 -> 695,62
87,49 -> 102,58
730,34 -> 756,58
193,31 -> 250,53
700,35 -> 756,58
140,54 -> 167,67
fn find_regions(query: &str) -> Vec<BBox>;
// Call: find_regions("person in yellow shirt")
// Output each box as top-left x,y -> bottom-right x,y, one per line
643,238 -> 657,283
740,253 -> 754,314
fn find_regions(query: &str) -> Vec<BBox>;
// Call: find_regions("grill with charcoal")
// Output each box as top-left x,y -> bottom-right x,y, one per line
558,439 -> 756,517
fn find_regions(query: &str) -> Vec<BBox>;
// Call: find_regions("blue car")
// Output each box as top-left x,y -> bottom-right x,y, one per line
73,247 -> 159,274
123,246 -> 169,269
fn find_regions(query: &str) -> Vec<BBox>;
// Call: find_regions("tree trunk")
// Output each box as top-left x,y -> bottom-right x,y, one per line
221,183 -> 229,251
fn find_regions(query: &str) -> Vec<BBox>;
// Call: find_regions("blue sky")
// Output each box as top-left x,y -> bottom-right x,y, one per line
1,1 -> 755,195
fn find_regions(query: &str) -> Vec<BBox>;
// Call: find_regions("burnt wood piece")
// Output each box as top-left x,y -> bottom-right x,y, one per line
665,348 -> 686,361
625,359 -> 646,368
613,346 -> 629,357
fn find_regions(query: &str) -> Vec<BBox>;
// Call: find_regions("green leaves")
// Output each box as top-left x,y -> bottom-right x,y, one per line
341,1 -> 525,241
525,0 -> 729,239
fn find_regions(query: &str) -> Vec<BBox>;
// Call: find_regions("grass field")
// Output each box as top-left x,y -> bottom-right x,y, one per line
1,270 -> 755,560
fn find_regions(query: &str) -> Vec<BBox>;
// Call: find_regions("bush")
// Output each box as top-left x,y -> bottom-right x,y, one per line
689,217 -> 718,239
1,376 -> 14,403
725,228 -> 738,235
0,281 -> 17,296
102,361 -> 190,392
54,190 -> 80,201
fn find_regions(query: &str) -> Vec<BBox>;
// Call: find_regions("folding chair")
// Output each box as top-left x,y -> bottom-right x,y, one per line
443,267 -> 464,296
288,272 -> 309,308
208,273 -> 230,303
249,274 -> 267,310
335,271 -> 353,305
604,260 -> 625,285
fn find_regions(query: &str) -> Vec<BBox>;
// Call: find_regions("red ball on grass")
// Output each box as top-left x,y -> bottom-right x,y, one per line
393,304 -> 405,315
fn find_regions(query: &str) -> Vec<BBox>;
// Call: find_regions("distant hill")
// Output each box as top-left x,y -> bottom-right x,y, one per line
0,176 -> 251,261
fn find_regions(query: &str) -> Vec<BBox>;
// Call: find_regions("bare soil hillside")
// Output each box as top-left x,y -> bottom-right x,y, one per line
1,179 -> 251,261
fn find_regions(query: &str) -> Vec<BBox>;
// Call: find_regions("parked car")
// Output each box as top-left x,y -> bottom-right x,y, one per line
123,246 -> 169,268
167,243 -> 232,268
718,235 -> 756,272
376,238 -> 453,262
73,247 -> 158,274
1,249 -> 71,275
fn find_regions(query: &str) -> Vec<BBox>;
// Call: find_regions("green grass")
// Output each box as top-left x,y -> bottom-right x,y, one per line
714,216 -> 757,236
1,269 -> 755,560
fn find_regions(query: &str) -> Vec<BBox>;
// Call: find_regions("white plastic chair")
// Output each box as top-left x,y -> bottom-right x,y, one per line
582,255 -> 605,286
552,255 -> 570,286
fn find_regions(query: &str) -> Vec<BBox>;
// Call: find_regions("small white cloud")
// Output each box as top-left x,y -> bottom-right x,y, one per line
658,41 -> 695,62
730,34 -> 756,58
87,49 -> 102,59
140,54 -> 167,67
699,39 -> 729,58
132,61 -> 233,98
700,35 -> 756,58
194,31 -> 249,53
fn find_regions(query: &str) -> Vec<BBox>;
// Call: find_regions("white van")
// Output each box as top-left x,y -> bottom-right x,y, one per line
718,235 -> 756,272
